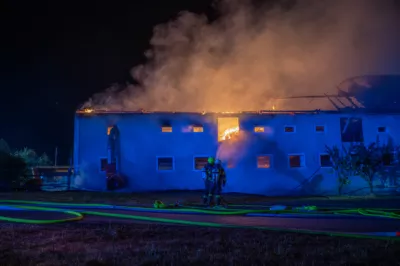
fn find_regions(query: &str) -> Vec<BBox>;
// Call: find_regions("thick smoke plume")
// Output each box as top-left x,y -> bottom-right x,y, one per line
83,0 -> 400,112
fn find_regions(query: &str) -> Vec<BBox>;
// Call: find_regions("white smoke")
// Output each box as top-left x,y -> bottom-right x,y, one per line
83,0 -> 400,112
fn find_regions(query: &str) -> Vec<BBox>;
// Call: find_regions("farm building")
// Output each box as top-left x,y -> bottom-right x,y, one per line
73,75 -> 400,196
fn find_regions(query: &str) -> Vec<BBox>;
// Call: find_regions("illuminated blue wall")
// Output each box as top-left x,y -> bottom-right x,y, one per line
73,112 -> 400,195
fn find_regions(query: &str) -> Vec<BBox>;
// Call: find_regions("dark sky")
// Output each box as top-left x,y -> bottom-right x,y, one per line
0,0 -> 214,164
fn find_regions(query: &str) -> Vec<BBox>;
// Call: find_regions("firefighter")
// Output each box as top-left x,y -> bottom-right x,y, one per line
201,157 -> 217,206
214,159 -> 227,207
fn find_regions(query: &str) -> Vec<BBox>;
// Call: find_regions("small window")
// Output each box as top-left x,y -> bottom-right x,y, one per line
284,126 -> 295,133
315,125 -> 325,133
100,158 -> 108,171
289,154 -> 305,168
157,157 -> 174,171
319,154 -> 333,167
254,126 -> 265,133
193,126 -> 204,132
194,157 -> 208,170
107,127 -> 113,135
377,126 -> 387,133
161,126 -> 173,133
257,155 -> 271,168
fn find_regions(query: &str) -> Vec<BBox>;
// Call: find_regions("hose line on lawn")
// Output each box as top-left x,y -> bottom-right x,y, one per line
1,200 -> 400,241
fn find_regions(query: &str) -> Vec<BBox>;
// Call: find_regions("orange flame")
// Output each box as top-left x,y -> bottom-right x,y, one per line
221,126 -> 239,141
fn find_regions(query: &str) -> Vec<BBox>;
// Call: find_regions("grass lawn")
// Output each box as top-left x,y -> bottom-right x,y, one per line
1,222 -> 399,266
0,190 -> 387,206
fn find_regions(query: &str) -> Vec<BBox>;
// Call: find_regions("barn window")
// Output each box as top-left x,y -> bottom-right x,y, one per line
289,154 -> 305,168
319,154 -> 333,167
315,125 -> 325,133
100,158 -> 108,171
161,126 -> 173,133
284,126 -> 296,133
257,155 -> 271,168
340,117 -> 363,142
194,157 -> 208,170
107,126 -> 113,135
254,126 -> 265,133
193,126 -> 204,132
377,126 -> 387,133
157,157 -> 174,171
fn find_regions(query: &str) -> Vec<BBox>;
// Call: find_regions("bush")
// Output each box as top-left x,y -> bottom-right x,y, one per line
0,151 -> 27,190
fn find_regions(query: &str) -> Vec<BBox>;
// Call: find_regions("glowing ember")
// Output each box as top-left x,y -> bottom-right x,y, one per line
83,108 -> 94,113
221,126 -> 239,140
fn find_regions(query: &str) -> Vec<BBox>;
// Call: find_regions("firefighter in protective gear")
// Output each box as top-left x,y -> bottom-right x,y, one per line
201,157 -> 227,207
214,159 -> 227,206
201,157 -> 217,205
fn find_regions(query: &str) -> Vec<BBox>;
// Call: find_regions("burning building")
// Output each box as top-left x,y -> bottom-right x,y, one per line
73,75 -> 400,196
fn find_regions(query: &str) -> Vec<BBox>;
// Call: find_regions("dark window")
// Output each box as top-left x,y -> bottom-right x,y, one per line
383,152 -> 398,166
315,125 -> 325,132
284,126 -> 295,133
378,126 -> 387,133
194,157 -> 208,170
340,118 -> 363,142
289,155 -> 304,168
100,158 -> 108,171
157,157 -> 174,170
257,156 -> 271,168
320,154 -> 333,167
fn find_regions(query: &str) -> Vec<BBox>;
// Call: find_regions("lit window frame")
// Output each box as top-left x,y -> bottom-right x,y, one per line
161,126 -> 173,133
192,126 -> 204,133
256,154 -> 272,169
254,126 -> 265,133
193,155 -> 210,171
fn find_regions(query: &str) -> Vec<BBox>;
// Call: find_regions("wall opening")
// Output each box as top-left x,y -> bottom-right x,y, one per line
377,126 -> 387,133
254,126 -> 265,133
319,154 -> 333,167
284,126 -> 296,133
218,117 -> 239,142
289,154 -> 305,168
315,125 -> 325,133
257,155 -> 271,168
340,117 -> 363,142
161,126 -> 173,133
157,157 -> 174,171
194,157 -> 208,170
193,126 -> 204,132
100,158 -> 108,172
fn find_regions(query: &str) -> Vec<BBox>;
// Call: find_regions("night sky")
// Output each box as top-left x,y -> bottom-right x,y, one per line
0,0 -> 214,164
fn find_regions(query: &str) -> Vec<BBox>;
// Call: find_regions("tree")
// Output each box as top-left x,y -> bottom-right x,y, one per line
0,139 -> 10,154
350,142 -> 393,194
326,145 -> 355,195
14,147 -> 52,167
0,151 -> 27,190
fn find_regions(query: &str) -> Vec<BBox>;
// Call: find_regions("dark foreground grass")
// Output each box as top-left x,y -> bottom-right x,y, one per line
0,223 -> 399,266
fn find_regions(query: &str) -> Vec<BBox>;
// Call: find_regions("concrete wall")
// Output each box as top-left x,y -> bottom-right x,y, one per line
73,112 -> 400,196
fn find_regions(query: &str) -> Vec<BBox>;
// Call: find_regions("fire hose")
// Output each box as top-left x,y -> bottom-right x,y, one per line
1,200 -> 400,241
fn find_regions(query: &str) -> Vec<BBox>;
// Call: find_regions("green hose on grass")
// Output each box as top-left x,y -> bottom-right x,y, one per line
1,200 -> 400,242
0,204 -> 83,224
